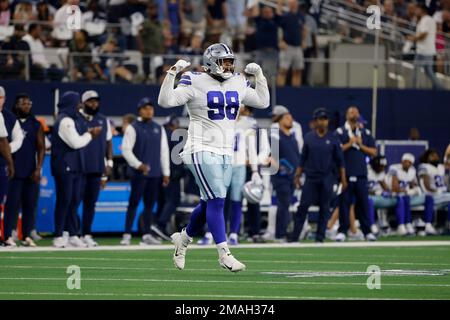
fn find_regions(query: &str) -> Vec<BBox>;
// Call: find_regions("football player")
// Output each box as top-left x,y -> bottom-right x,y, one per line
158,43 -> 270,272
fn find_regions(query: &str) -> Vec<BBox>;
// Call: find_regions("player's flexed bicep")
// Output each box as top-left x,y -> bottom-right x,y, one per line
242,63 -> 270,109
158,60 -> 195,108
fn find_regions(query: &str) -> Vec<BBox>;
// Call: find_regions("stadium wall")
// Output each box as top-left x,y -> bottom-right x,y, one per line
0,81 -> 448,154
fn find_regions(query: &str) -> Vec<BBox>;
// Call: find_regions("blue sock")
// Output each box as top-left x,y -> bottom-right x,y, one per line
230,201 -> 242,234
186,200 -> 207,238
423,195 -> 434,223
206,198 -> 227,244
403,196 -> 412,223
368,198 -> 375,225
396,197 -> 405,225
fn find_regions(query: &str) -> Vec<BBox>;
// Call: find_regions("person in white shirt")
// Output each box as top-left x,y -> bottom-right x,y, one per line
0,112 -> 14,179
418,149 -> 450,231
387,153 -> 436,235
408,4 -> 444,89
121,97 -> 170,246
158,43 -> 270,272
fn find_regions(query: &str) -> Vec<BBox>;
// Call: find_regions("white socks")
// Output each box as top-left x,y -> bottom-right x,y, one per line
217,242 -> 231,257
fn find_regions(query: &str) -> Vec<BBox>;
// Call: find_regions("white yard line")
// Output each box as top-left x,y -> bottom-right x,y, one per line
1,241 -> 450,253
0,276 -> 450,288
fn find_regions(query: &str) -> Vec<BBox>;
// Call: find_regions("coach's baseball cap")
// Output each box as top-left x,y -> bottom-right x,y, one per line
270,105 -> 289,117
313,108 -> 329,119
402,153 -> 415,164
137,97 -> 153,109
82,90 -> 100,103
0,86 -> 5,97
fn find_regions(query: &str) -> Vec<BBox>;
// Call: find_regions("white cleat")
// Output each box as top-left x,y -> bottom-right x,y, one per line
171,229 -> 192,270
397,224 -> 407,236
370,224 -> 379,235
335,232 -> 346,242
219,253 -> 246,273
53,236 -> 67,248
120,233 -> 131,246
82,235 -> 98,247
365,233 -> 377,241
140,234 -> 162,245
67,236 -> 88,248
348,230 -> 365,241
4,237 -> 17,247
21,237 -> 37,247
261,231 -> 275,241
425,223 -> 438,235
406,223 -> 416,235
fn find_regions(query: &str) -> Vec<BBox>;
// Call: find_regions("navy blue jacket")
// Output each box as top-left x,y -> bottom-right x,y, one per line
300,130 -> 344,181
127,120 -> 162,178
279,11 -> 305,47
336,126 -> 375,177
13,116 -> 41,178
77,112 -> 108,174
274,129 -> 301,180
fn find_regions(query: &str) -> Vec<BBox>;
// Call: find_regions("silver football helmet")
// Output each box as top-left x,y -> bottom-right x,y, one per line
202,43 -> 235,79
242,181 -> 264,204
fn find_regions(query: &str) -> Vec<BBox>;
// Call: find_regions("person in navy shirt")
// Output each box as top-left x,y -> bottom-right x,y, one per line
290,108 -> 347,243
335,106 -> 378,242
121,97 -> 170,246
51,91 -> 102,248
270,106 -> 301,242
74,90 -> 114,247
3,93 -> 45,247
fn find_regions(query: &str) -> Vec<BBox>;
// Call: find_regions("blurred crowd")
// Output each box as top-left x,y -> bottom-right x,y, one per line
0,0 -> 448,85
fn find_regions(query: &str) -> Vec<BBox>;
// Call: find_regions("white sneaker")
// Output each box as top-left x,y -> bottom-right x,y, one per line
197,232 -> 213,245
261,231 -> 275,241
425,223 -> 438,235
397,224 -> 407,236
21,237 -> 37,247
219,253 -> 246,272
140,233 -> 162,245
53,236 -> 67,248
406,223 -> 415,235
366,233 -> 377,241
171,229 -> 192,270
348,230 -> 365,241
325,228 -> 337,240
335,232 -> 346,242
82,235 -> 98,247
63,231 -> 69,240
30,230 -> 42,241
120,233 -> 131,245
370,224 -> 379,235
4,237 -> 17,247
68,236 -> 88,248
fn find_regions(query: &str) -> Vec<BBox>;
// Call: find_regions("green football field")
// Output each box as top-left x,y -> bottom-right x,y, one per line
1,239 -> 450,300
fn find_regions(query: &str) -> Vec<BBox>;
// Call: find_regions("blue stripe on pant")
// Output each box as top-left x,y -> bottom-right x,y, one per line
291,176 -> 334,242
125,175 -> 160,234
4,178 -> 38,238
338,177 -> 371,235
53,173 -> 83,237
81,173 -> 102,235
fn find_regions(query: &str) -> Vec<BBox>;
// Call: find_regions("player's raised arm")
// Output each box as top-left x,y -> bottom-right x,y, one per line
158,60 -> 195,108
242,63 -> 270,109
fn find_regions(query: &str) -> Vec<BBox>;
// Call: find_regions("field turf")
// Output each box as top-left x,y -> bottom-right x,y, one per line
1,239 -> 450,300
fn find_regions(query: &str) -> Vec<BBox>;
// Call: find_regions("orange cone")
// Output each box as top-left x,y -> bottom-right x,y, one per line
17,213 -> 23,241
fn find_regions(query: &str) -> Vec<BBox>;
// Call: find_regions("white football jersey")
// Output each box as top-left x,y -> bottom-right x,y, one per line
177,71 -> 262,156
368,166 -> 386,195
418,163 -> 447,194
233,115 -> 257,166
386,163 -> 420,193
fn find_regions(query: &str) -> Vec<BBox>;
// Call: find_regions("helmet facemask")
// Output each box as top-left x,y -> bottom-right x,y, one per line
203,43 -> 236,80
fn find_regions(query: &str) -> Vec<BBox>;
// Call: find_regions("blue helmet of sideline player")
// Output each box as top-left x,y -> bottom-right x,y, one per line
202,43 -> 235,80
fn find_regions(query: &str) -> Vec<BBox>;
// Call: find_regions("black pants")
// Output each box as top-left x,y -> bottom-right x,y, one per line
125,175 -> 160,234
272,177 -> 295,239
157,175 -> 181,231
81,173 -> 102,235
338,177 -> 371,235
4,178 -> 38,239
291,176 -> 334,242
53,173 -> 83,237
